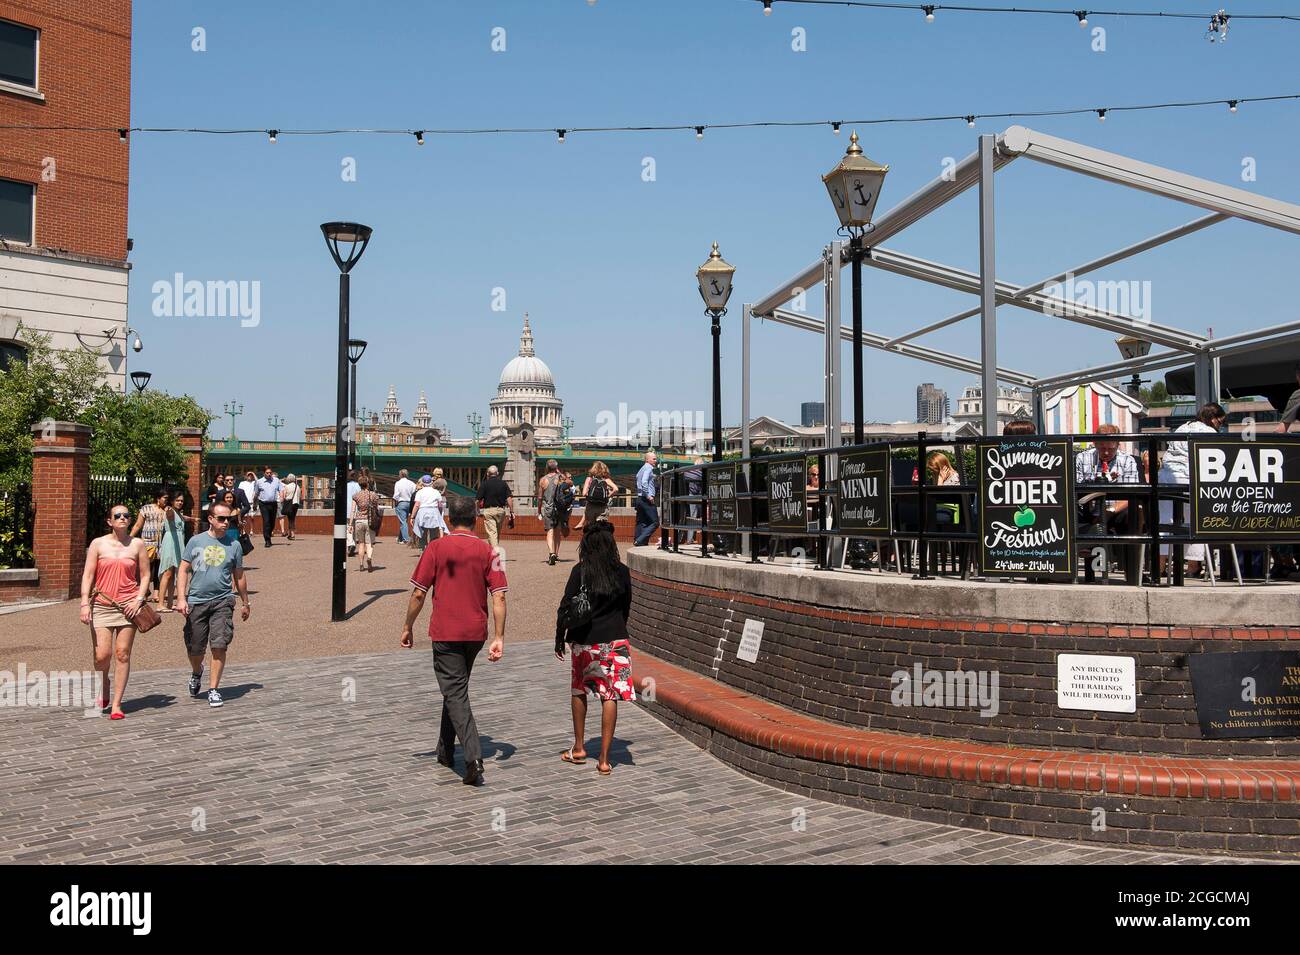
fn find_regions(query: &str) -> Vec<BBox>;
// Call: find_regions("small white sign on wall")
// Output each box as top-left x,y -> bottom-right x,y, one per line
736,619 -> 764,664
1056,654 -> 1137,713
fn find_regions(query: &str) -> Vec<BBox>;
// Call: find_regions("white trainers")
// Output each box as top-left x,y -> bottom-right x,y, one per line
207,688 -> 224,708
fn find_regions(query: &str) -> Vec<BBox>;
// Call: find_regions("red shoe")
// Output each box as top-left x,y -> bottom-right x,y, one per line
109,712 -> 125,721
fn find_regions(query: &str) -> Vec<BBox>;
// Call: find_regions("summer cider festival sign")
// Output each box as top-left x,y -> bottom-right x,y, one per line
978,437 -> 1075,580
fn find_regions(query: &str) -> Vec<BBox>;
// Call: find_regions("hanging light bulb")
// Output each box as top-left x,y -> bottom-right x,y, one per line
414,130 -> 425,145
268,129 -> 278,144
1227,100 -> 1238,113
695,126 -> 704,140
1097,109 -> 1107,122
922,5 -> 935,21
1076,11 -> 1088,28
763,0 -> 772,14
557,129 -> 566,143
965,116 -> 975,128
832,121 -> 841,135
117,128 -> 128,143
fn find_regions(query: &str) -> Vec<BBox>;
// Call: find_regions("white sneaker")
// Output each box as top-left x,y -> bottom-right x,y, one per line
207,689 -> 224,708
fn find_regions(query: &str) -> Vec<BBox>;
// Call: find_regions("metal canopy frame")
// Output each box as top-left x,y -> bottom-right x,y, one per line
745,125 -> 1300,439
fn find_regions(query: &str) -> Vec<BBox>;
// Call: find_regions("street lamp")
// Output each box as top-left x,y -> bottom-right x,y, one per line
822,130 -> 889,444
223,400 -> 244,444
321,221 -> 373,623
1116,335 -> 1152,401
129,370 -> 151,394
696,242 -> 735,464
268,414 -> 285,443
347,338 -> 368,469
823,131 -> 888,569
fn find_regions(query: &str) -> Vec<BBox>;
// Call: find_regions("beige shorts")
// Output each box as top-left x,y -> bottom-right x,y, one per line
353,520 -> 375,546
91,602 -> 132,629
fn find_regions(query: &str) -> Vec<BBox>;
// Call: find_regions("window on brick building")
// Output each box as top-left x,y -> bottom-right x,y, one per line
0,178 -> 34,244
0,19 -> 38,90
0,339 -> 26,372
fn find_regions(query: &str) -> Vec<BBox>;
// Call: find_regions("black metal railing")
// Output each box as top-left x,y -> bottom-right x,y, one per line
86,469 -> 169,546
0,483 -> 35,570
657,432 -> 1300,586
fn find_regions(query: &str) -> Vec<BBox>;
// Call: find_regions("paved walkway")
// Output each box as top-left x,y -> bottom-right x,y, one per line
0,643 -> 1250,864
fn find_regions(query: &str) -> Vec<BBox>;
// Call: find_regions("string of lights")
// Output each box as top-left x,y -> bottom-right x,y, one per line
750,1 -> 1297,40
1,91 -> 1295,145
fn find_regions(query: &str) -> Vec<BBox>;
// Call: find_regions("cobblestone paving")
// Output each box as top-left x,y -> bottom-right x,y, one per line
0,643 -> 1259,864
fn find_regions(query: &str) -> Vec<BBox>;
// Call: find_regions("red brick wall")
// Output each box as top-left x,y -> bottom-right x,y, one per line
0,0 -> 131,261
29,421 -> 91,599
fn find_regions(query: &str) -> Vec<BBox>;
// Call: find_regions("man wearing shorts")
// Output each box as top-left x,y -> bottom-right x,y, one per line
176,502 -> 251,708
537,459 -> 571,566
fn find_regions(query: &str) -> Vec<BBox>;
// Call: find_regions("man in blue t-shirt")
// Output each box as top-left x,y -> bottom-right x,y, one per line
177,502 -> 251,708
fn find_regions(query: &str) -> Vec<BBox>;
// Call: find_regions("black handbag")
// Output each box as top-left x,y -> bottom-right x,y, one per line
566,569 -> 594,629
238,532 -> 254,556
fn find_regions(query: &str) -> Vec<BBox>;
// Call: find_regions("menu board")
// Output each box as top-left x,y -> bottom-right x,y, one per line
1191,440 -> 1300,538
706,464 -> 738,531
766,459 -> 807,531
1189,650 -> 1300,739
838,447 -> 891,534
978,437 -> 1074,580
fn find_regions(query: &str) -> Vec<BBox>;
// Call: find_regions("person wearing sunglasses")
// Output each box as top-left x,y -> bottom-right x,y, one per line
176,502 -> 251,708
79,504 -> 150,720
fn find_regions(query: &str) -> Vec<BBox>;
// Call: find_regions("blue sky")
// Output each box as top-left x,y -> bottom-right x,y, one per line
126,0 -> 1300,440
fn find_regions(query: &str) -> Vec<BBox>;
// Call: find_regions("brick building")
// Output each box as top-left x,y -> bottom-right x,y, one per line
0,0 -> 132,389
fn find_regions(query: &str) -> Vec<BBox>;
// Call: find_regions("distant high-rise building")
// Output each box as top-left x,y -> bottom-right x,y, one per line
801,401 -> 825,427
916,383 -> 949,425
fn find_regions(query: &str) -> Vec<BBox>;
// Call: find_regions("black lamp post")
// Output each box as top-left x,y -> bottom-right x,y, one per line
321,221 -> 372,623
823,131 -> 888,567
347,338 -> 368,469
129,370 -> 151,394
696,242 -> 736,463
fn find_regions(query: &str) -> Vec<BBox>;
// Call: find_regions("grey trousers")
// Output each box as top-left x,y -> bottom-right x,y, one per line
432,641 -> 484,764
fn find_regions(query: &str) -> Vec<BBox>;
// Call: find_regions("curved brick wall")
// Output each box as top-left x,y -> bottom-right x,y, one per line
626,552 -> 1300,761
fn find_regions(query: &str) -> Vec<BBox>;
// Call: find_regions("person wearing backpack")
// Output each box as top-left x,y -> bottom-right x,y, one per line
537,459 -> 571,566
577,461 -> 619,529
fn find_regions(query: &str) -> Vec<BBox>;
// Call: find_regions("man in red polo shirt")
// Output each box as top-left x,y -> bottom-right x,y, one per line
401,495 -> 507,786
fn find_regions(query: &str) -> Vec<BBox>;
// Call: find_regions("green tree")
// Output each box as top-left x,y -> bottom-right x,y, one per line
0,325 -> 105,488
79,389 -> 212,480
1139,380 -> 1170,405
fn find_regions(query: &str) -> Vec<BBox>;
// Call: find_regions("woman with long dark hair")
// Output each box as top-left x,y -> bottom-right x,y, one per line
555,521 -> 634,775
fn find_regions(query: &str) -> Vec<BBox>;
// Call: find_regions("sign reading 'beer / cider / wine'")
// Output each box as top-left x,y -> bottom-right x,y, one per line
838,447 -> 891,534
1191,440 -> 1300,538
765,459 -> 807,531
978,438 -> 1074,580
706,463 -> 738,531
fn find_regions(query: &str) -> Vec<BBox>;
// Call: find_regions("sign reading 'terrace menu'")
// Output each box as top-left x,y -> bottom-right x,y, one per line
1191,440 -> 1300,538
838,447 -> 890,534
978,437 -> 1074,580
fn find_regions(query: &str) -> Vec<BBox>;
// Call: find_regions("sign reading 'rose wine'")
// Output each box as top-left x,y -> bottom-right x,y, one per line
765,459 -> 807,531
978,438 -> 1074,580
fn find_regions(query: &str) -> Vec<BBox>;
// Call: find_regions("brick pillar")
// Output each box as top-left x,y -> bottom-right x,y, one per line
30,421 -> 93,600
173,427 -> 205,521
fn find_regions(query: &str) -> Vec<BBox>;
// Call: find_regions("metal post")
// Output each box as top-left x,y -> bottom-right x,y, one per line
850,234 -> 864,445
742,303 -> 752,561
349,361 -> 358,471
332,272 -> 350,623
1032,386 -> 1045,433
978,134 -> 999,437
824,242 -> 844,567
1193,352 -> 1219,406
711,309 -> 726,556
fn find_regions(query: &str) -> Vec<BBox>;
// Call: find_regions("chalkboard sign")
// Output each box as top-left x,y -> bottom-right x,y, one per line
1191,439 -> 1300,539
766,459 -> 807,530
978,437 -> 1074,580
706,464 -> 738,531
1188,650 -> 1300,739
838,447 -> 890,534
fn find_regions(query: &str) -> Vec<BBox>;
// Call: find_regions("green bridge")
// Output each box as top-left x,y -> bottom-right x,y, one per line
205,440 -> 693,500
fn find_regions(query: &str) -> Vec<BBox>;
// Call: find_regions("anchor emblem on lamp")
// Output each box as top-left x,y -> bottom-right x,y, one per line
822,131 -> 889,233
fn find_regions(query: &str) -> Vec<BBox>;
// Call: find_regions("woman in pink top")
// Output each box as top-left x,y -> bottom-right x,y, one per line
79,503 -> 149,720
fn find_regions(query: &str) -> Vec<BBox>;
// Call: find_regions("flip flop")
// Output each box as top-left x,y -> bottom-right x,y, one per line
597,763 -> 612,776
560,749 -> 587,765
109,712 -> 125,721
